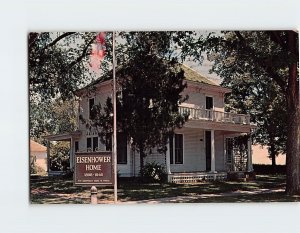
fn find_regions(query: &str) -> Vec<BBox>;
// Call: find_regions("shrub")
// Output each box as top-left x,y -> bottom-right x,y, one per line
62,169 -> 74,179
140,162 -> 167,183
253,164 -> 286,175
50,141 -> 70,171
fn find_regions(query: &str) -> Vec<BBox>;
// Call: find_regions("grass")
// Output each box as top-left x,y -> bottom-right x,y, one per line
30,175 -> 300,204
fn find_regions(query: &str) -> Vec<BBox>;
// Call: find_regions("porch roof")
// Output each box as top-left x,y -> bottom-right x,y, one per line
184,119 -> 256,133
43,130 -> 82,141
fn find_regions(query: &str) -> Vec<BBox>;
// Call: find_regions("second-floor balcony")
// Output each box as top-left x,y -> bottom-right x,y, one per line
179,106 -> 251,125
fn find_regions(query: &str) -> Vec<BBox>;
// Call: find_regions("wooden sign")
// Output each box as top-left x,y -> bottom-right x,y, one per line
74,152 -> 113,186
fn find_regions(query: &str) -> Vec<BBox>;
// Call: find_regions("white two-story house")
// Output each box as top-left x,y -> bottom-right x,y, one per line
45,65 -> 255,182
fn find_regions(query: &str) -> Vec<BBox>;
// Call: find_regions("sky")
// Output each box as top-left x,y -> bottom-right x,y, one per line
50,31 -> 222,85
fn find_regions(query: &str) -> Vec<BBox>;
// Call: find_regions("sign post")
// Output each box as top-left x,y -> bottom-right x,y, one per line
112,31 -> 118,203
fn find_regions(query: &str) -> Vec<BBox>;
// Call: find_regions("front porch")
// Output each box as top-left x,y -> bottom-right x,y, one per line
43,131 -> 81,175
161,126 -> 254,183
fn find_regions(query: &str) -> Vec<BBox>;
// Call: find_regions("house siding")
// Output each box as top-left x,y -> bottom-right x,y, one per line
31,151 -> 47,171
182,87 -> 224,112
73,79 -> 242,177
117,144 -> 132,177
170,128 -> 205,172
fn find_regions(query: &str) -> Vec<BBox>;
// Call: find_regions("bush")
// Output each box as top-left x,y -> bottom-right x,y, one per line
140,162 -> 167,183
50,141 -> 70,171
253,164 -> 286,175
62,169 -> 74,179
30,162 -> 47,176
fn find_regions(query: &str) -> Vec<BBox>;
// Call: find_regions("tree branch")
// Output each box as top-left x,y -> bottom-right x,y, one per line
30,32 -> 77,78
44,32 -> 76,50
268,31 -> 299,57
66,36 -> 96,70
28,33 -> 39,49
269,31 -> 286,48
234,31 -> 246,43
233,31 -> 287,93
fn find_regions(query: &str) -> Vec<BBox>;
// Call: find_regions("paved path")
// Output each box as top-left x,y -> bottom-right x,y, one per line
119,188 -> 285,204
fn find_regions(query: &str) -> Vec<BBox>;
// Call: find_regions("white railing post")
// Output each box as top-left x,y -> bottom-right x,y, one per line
178,106 -> 250,126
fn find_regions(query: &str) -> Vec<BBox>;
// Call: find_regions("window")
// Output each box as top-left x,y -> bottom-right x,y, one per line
93,137 -> 98,151
206,96 -> 213,110
169,133 -> 183,164
89,98 -> 95,119
175,134 -> 183,164
87,136 -> 98,152
105,133 -> 112,151
75,141 -> 79,152
117,132 -> 127,164
87,137 -> 92,151
226,138 -> 233,164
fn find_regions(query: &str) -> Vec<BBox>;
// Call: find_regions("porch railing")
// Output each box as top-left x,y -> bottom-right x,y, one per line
169,172 -> 227,183
178,106 -> 250,125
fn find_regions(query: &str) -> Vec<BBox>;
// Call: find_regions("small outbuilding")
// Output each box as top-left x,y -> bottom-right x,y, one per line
30,140 -> 48,173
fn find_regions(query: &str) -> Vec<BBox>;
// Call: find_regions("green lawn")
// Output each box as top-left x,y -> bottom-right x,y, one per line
30,175 -> 300,204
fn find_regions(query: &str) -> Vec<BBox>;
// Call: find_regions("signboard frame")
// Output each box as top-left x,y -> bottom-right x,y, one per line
74,151 -> 114,186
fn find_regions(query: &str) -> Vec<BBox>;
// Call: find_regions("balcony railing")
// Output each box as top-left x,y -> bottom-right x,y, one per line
178,106 -> 250,125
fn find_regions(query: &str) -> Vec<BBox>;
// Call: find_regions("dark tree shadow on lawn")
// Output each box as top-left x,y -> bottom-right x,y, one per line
30,174 -> 295,203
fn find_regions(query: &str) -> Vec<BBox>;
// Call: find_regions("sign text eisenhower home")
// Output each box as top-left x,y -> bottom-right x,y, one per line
74,152 -> 113,186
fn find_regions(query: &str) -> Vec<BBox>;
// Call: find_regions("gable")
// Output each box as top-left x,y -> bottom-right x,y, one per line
30,140 -> 47,153
181,65 -> 218,86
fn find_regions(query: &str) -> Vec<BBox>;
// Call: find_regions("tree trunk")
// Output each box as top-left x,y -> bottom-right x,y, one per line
285,31 -> 300,195
270,143 -> 277,174
286,105 -> 300,195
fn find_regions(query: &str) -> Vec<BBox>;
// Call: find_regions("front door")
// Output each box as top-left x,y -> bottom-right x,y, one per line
206,96 -> 214,119
205,131 -> 211,171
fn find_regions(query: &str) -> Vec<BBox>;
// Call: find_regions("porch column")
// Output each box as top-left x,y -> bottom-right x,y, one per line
211,130 -> 216,173
166,143 -> 171,175
247,136 -> 253,172
70,138 -> 74,170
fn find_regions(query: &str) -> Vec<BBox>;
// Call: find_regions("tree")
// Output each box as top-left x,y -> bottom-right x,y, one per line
216,50 -> 288,170
30,97 -> 78,143
83,32 -> 191,172
118,52 -> 188,170
187,31 -> 299,194
86,55 -> 188,171
28,32 -> 105,100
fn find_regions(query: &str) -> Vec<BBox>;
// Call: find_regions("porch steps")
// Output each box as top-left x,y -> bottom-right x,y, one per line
169,172 -> 227,183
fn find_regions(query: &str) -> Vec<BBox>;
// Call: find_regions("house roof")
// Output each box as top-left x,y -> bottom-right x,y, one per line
43,131 -> 82,141
181,64 -> 218,86
30,140 -> 47,152
76,64 -> 219,95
